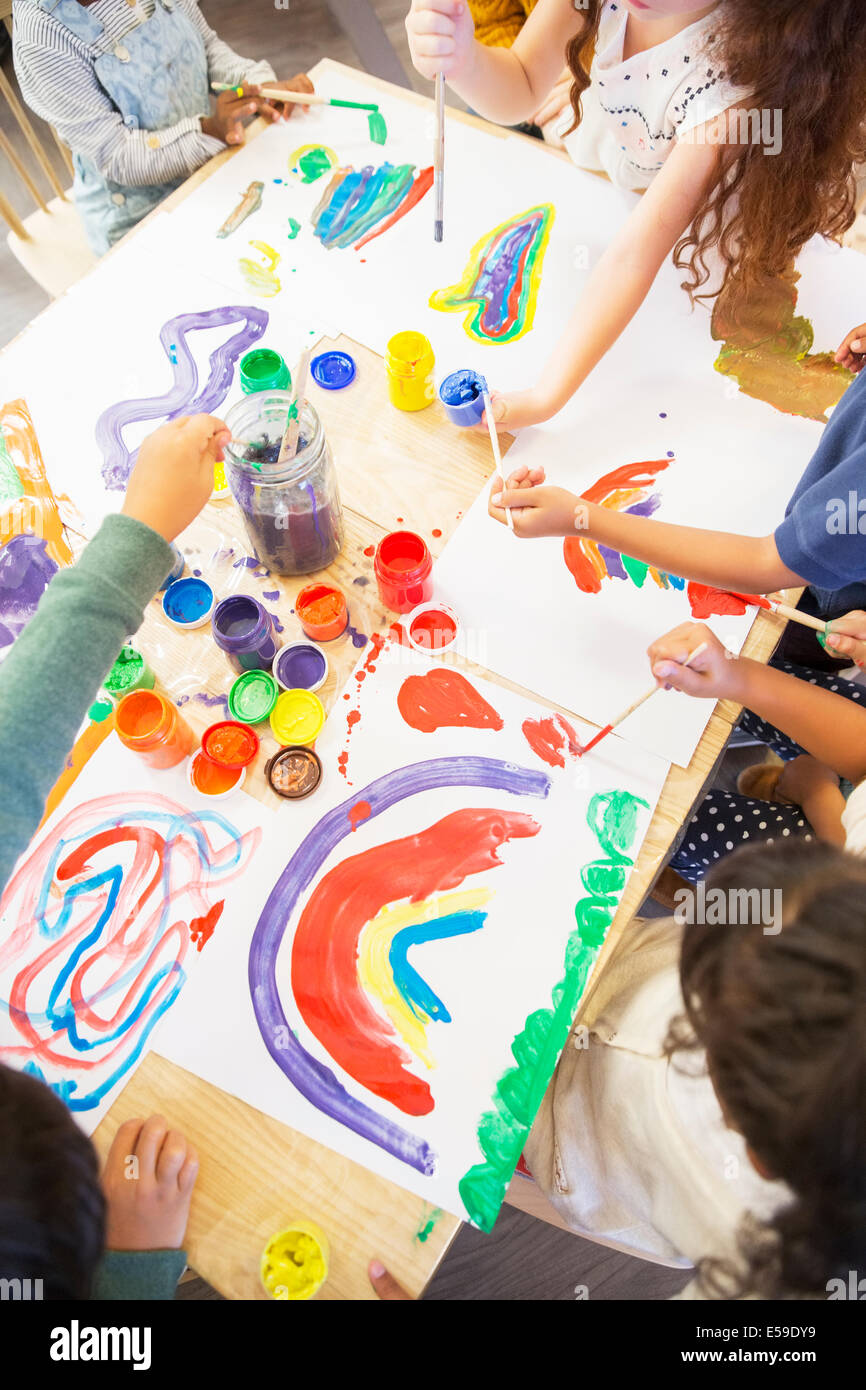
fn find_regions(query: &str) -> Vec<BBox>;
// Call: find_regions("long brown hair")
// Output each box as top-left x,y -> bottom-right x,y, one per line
566,1 -> 866,311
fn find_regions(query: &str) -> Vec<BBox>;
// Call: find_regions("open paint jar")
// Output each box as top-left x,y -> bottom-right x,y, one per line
188,720 -> 259,799
223,394 -> 344,575
385,331 -> 435,412
228,670 -> 279,725
374,530 -> 434,614
240,348 -> 290,394
212,594 -> 278,674
265,746 -> 323,800
406,602 -> 459,655
260,1221 -> 329,1300
439,368 -> 487,427
295,583 -> 347,642
104,644 -> 155,699
115,689 -> 194,769
270,689 -> 325,746
274,641 -> 328,692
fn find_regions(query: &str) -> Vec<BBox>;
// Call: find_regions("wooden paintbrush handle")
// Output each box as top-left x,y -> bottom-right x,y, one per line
772,602 -> 827,633
259,88 -> 327,104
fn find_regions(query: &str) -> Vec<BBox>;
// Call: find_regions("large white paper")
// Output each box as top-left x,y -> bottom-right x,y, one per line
157,641 -> 670,1227
0,734 -> 269,1132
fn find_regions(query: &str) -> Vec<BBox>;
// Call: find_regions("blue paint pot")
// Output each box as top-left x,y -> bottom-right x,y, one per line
163,577 -> 215,630
439,369 -> 488,427
159,543 -> 185,590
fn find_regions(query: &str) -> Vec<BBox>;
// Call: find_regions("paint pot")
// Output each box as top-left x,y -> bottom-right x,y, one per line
311,350 -> 356,391
115,689 -> 194,769
162,577 -> 215,630
406,601 -> 459,655
385,331 -> 435,412
374,531 -> 433,614
295,583 -> 348,642
104,644 -> 155,698
188,753 -> 245,800
159,543 -> 185,590
240,348 -> 291,395
228,669 -> 279,725
201,720 -> 260,770
212,594 -> 278,674
274,641 -> 328,692
439,368 -> 487,427
265,745 -> 323,800
260,1221 -> 329,1300
212,456 -> 231,501
270,688 -> 325,746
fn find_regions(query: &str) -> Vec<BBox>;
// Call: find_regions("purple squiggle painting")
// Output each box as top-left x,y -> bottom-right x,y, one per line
96,307 -> 268,491
248,755 -> 551,1175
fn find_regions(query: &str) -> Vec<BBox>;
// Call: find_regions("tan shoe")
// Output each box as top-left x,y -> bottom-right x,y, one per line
651,865 -> 693,911
736,763 -> 793,804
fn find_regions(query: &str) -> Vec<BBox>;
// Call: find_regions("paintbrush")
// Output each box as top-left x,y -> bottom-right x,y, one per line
581,641 -> 710,756
483,390 -> 514,532
719,589 -> 829,633
434,72 -> 445,242
277,348 -> 311,464
212,82 -> 377,111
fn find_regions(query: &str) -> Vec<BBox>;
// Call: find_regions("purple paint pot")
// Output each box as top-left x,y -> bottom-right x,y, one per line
274,641 -> 328,693
439,369 -> 487,427
212,593 -> 278,674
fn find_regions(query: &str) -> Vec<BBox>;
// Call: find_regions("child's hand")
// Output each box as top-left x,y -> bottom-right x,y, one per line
482,388 -> 555,432
368,1259 -> 414,1300
488,480 -> 578,537
122,414 -> 230,543
201,89 -> 258,146
258,74 -> 315,122
405,0 -> 476,81
824,610 -> 866,667
647,623 -> 740,700
835,323 -> 866,372
102,1115 -> 199,1252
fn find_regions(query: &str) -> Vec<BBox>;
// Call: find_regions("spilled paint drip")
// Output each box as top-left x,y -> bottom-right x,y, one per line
562,460 -> 685,595
712,268 -> 853,424
430,205 -> 554,345
287,218 -> 301,240
194,692 -> 230,715
310,163 -> 434,251
217,180 -> 264,238
239,240 -> 282,297
414,1204 -> 443,1244
348,799 -> 372,832
397,668 -> 504,734
346,622 -> 368,649
521,713 -> 583,768
338,633 -> 386,781
458,788 -> 649,1230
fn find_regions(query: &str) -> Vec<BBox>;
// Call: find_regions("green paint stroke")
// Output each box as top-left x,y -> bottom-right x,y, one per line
414,1204 -> 443,1244
368,110 -> 388,146
287,217 -> 301,240
298,147 -> 335,184
0,429 -> 23,506
458,788 -> 649,1232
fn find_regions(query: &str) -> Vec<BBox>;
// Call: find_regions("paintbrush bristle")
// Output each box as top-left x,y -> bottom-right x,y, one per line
434,222 -> 443,243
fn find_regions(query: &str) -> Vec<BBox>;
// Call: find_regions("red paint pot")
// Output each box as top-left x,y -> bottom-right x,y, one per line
115,690 -> 194,770
201,721 -> 260,770
296,583 -> 348,642
406,602 -> 458,654
374,531 -> 433,614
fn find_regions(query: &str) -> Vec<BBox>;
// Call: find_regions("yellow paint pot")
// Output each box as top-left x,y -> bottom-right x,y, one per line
385,331 -> 435,412
261,1221 -> 329,1301
269,688 -> 325,746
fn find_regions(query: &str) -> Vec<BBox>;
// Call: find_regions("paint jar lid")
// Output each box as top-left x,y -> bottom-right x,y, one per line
260,1221 -> 329,1299
188,752 -> 246,801
311,350 -> 356,391
265,745 -> 323,800
201,720 -> 260,769
240,348 -> 291,395
162,577 -> 215,629
406,601 -> 459,656
270,688 -> 325,746
274,641 -> 328,693
228,670 -> 279,725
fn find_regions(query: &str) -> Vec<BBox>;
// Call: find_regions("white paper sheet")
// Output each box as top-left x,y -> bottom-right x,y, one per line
157,641 -> 670,1227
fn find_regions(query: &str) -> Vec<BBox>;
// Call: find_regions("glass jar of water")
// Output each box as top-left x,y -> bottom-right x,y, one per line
223,393 -> 344,575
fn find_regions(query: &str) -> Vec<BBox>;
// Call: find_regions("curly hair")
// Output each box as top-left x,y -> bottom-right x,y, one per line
565,1 -> 866,314
665,841 -> 866,1299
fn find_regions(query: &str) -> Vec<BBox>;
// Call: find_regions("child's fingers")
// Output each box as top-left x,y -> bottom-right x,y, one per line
258,101 -> 282,123
133,1114 -> 169,1174
410,0 -> 465,17
825,632 -> 864,663
155,1130 -> 189,1184
106,1118 -> 145,1173
409,8 -> 458,36
368,1259 -> 413,1301
651,661 -> 706,695
835,325 -> 866,363
412,35 -> 457,59
178,1147 -> 200,1195
825,610 -> 866,639
226,122 -> 244,145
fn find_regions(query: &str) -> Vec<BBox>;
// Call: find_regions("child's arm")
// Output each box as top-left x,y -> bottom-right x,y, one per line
0,416 -> 228,894
646,623 -> 866,786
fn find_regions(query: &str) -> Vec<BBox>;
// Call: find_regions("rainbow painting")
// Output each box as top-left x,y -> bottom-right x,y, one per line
563,459 -> 686,595
310,162 -> 434,251
429,204 -> 554,345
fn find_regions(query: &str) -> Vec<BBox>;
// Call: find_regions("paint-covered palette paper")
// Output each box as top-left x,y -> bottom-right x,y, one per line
156,644 -> 669,1228
0,734 -> 267,1133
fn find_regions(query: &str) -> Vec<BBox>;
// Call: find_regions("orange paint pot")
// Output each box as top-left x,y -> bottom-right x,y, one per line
115,689 -> 194,769
201,721 -> 260,770
296,583 -> 348,642
188,753 -> 245,799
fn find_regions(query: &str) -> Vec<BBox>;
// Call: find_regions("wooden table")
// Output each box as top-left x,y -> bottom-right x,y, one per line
9,59 -> 787,1299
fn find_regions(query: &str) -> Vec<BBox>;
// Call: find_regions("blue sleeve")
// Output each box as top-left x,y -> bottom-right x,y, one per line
775,437 -> 866,590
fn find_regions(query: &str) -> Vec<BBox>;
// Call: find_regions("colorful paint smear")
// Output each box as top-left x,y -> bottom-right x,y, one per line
459,787 -> 648,1230
687,582 -> 754,619
712,269 -> 852,424
429,205 -> 554,345
0,793 -> 260,1114
96,306 -> 268,491
522,713 -> 583,768
563,460 -> 685,596
248,756 -> 551,1175
239,241 -> 282,297
217,180 -> 264,239
290,144 -> 338,184
397,668 -> 504,733
310,163 -> 434,252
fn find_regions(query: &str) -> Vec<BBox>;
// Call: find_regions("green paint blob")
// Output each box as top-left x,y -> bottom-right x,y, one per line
414,1205 -> 442,1244
298,147 -> 335,184
621,553 -> 650,588
0,430 -> 23,506
458,789 -> 649,1232
104,644 -> 154,696
287,218 -> 301,240
88,699 -> 114,724
368,111 -> 388,146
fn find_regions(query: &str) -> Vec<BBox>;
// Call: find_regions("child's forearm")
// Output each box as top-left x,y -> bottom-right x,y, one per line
447,41 -> 543,123
728,658 -> 866,785
799,786 -> 847,846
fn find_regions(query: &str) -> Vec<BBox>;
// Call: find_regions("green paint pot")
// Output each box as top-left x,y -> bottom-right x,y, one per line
104,645 -> 156,698
240,349 -> 291,395
228,669 -> 279,725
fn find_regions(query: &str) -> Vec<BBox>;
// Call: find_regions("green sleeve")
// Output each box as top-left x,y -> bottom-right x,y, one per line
0,512 -> 173,890
91,1249 -> 188,1300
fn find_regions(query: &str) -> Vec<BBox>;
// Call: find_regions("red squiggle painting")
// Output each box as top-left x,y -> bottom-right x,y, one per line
291,807 -> 541,1115
687,583 -> 752,619
521,714 -> 583,768
397,669 -> 504,734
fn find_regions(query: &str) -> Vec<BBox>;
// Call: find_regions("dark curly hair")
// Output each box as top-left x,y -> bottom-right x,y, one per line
565,2 -> 866,314
665,841 -> 866,1299
0,1064 -> 105,1299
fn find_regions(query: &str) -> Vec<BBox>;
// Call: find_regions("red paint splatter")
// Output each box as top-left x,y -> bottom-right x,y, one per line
687,583 -> 767,619
189,900 -> 224,952
292,807 -> 540,1114
354,166 -> 434,251
348,800 -> 372,831
396,517 -> 404,524
347,709 -> 361,729
522,714 -> 583,768
398,669 -> 504,734
339,633 -> 388,784
343,692 -> 351,700
388,621 -> 410,647
432,528 -> 442,538
363,545 -> 375,557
